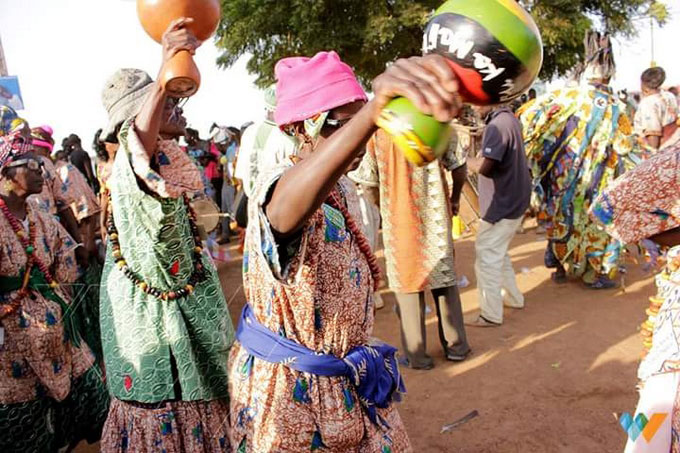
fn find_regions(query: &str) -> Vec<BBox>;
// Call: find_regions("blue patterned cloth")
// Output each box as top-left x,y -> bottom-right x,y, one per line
236,304 -> 405,427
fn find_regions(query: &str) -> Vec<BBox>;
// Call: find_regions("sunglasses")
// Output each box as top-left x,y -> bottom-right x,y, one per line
320,116 -> 353,137
5,158 -> 44,172
324,117 -> 352,130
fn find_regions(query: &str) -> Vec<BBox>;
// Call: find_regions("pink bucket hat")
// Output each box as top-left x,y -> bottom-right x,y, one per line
274,51 -> 367,127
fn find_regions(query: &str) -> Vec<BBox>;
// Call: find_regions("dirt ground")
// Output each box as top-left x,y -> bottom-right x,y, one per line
216,223 -> 650,452
77,223 -> 653,452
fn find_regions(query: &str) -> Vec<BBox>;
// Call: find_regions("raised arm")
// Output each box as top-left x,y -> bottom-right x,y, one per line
266,55 -> 462,236
134,18 -> 199,157
650,227 -> 680,247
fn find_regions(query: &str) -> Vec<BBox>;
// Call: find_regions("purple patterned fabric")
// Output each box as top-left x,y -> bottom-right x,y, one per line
236,304 -> 405,427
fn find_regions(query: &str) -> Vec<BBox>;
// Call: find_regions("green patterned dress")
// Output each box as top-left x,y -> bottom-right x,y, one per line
100,121 -> 234,452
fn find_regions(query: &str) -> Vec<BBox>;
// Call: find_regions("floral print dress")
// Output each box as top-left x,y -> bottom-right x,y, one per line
28,156 -> 76,218
0,204 -> 108,452
228,165 -> 411,452
590,145 -> 679,244
54,159 -> 101,223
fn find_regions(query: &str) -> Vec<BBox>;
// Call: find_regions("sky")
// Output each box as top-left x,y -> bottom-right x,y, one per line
0,0 -> 265,148
1,0 -> 679,150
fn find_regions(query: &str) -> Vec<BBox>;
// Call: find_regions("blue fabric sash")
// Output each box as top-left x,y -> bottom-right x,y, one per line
236,304 -> 405,427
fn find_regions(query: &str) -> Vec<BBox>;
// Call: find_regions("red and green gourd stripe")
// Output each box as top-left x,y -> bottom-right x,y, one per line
434,0 -> 542,73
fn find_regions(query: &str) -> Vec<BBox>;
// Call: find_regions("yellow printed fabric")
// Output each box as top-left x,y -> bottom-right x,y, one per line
519,82 -> 648,283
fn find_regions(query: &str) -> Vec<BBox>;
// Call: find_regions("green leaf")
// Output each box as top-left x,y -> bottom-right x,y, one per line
214,0 -> 667,85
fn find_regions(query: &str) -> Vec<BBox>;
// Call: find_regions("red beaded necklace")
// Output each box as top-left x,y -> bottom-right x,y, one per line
326,189 -> 382,291
0,197 -> 59,320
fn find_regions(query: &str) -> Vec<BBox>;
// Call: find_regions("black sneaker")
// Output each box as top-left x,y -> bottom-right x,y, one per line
398,356 -> 434,370
446,349 -> 472,362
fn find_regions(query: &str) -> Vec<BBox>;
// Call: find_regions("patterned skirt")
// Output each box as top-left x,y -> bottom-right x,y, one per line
0,365 -> 109,452
101,397 -> 231,453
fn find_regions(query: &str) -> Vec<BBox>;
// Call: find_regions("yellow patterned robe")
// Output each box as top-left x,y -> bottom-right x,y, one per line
519,82 -> 646,282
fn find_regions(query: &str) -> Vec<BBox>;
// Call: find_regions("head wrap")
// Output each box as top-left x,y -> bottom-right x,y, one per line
0,106 -> 31,169
0,131 -> 32,170
274,51 -> 367,127
101,68 -> 154,137
30,125 -> 55,152
582,31 -> 616,82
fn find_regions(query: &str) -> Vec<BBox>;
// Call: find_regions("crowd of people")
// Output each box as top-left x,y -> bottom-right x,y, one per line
0,18 -> 678,453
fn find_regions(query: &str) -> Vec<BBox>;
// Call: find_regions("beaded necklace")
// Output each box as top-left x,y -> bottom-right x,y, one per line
106,193 -> 206,300
0,198 -> 59,320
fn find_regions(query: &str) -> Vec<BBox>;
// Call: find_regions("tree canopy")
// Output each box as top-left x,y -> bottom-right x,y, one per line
215,0 -> 669,88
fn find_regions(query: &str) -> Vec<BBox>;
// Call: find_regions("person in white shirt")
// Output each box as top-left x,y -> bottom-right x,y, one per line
234,85 -> 297,198
633,66 -> 680,151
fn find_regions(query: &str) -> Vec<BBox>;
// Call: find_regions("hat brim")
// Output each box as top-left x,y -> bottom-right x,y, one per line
101,83 -> 153,139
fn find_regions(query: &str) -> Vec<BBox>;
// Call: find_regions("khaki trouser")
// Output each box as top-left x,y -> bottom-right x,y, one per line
475,217 -> 525,324
395,286 -> 469,368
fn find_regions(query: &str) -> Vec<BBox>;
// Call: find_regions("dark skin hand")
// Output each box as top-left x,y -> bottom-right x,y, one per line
467,156 -> 496,178
450,163 -> 467,216
136,17 -> 199,158
266,55 -> 462,237
650,227 -> 680,247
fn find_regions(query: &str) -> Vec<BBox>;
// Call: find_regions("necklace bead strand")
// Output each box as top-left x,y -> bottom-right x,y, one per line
0,199 -> 59,319
107,194 -> 206,301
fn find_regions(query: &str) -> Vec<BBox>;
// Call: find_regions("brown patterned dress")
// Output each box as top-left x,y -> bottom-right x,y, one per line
28,156 -> 77,218
0,204 -> 108,451
228,166 -> 411,452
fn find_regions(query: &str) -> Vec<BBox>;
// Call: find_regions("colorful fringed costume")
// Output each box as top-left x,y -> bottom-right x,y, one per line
519,82 -> 646,284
